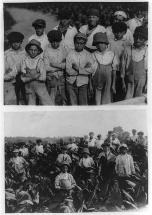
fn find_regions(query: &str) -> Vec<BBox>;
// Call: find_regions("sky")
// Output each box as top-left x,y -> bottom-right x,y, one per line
4,110 -> 147,138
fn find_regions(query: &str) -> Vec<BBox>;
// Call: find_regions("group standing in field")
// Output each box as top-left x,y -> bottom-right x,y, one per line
4,7 -> 148,105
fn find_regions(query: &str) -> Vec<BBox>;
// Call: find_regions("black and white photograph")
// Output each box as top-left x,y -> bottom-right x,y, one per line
5,110 -> 148,212
4,1 -> 148,105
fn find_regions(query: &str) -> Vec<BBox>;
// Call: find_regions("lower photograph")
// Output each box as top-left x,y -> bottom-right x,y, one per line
4,110 -> 148,213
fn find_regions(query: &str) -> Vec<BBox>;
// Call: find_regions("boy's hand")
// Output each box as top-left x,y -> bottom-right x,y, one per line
72,63 -> 79,72
50,62 -> 61,69
122,79 -> 126,92
112,84 -> 116,94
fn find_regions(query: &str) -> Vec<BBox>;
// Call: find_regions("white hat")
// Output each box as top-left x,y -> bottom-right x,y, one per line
114,11 -> 127,19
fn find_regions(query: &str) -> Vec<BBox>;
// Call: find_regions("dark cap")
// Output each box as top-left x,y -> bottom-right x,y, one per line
74,33 -> 87,41
88,9 -> 100,17
93,32 -> 109,46
32,19 -> 46,28
7,32 -> 24,43
47,30 -> 62,43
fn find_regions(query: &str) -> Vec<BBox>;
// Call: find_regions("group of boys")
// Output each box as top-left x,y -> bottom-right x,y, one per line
4,8 -> 148,105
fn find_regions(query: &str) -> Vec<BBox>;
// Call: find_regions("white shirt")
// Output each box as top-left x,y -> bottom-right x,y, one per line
66,49 -> 94,87
35,145 -> 44,154
115,154 -> 135,177
44,44 -> 67,79
127,18 -> 143,34
54,25 -> 78,53
19,147 -> 29,157
79,24 -> 106,50
92,49 -> 118,72
79,157 -> 94,168
21,55 -> 46,81
28,33 -> 49,52
95,139 -> 104,149
4,48 -> 26,81
88,137 -> 96,147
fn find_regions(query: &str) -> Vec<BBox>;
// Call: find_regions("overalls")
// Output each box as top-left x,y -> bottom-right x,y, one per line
93,54 -> 114,105
24,58 -> 53,105
125,47 -> 146,99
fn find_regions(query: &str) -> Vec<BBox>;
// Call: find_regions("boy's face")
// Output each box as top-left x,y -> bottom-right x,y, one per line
35,27 -> 45,36
11,41 -> 22,50
28,45 -> 40,58
83,153 -> 88,158
62,165 -> 68,173
120,148 -> 127,154
75,38 -> 86,52
114,31 -> 126,40
134,36 -> 146,48
88,15 -> 99,28
51,41 -> 60,49
96,43 -> 107,52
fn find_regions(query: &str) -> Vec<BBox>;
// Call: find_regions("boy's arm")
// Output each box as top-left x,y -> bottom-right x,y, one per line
4,55 -> 17,80
79,54 -> 95,75
55,175 -> 60,189
43,50 -> 62,71
66,53 -> 78,76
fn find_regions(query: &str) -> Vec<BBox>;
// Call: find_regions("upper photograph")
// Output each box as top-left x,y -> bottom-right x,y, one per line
4,1 -> 148,105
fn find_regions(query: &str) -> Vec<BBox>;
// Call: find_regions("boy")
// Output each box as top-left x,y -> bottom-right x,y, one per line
9,149 -> 29,182
28,19 -> 49,52
115,144 -> 135,177
109,22 -> 132,101
79,8 -> 106,53
92,32 -> 118,104
66,33 -> 94,105
55,162 -> 76,199
4,32 -> 25,105
44,30 -> 67,105
122,26 -> 148,99
21,39 -> 52,105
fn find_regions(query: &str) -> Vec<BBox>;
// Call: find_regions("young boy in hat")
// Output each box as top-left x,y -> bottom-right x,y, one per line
122,26 -> 148,99
79,8 -> 106,53
44,30 -> 67,105
79,148 -> 94,169
55,162 -> 76,199
4,32 -> 25,105
115,144 -> 135,177
28,19 -> 49,52
92,32 -> 118,104
56,146 -> 72,167
66,33 -> 94,105
21,39 -> 52,105
9,149 -> 29,182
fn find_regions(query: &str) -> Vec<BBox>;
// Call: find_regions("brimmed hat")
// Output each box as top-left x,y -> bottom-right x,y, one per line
88,9 -> 100,17
137,131 -> 144,135
119,143 -> 128,150
32,19 -> 46,28
47,30 -> 62,42
114,11 -> 127,19
74,33 -> 87,41
92,32 -> 109,46
82,148 -> 90,155
7,32 -> 24,43
25,39 -> 43,54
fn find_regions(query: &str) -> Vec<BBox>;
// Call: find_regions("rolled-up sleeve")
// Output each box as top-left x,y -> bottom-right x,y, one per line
37,58 -> 46,81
